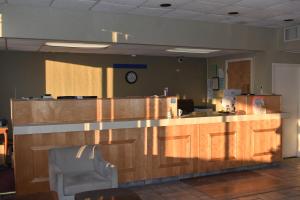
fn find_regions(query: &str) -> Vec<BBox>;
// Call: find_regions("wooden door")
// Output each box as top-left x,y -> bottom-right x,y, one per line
227,60 -> 251,93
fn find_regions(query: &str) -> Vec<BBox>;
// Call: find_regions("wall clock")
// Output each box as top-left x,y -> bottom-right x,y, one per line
125,71 -> 138,84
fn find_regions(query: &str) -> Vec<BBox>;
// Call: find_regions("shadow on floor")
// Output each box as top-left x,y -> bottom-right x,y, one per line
2,159 -> 300,199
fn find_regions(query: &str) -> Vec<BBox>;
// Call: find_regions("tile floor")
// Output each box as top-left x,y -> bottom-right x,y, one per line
130,158 -> 300,200
1,159 -> 300,200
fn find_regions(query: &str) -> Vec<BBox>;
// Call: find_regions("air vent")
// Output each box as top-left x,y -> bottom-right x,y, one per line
284,25 -> 300,41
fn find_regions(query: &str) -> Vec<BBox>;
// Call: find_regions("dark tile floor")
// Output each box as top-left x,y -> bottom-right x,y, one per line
130,158 -> 300,200
2,159 -> 300,200
0,167 -> 14,194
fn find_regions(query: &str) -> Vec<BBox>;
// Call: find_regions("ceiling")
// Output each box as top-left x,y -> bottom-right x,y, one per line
0,0 -> 300,28
0,38 -> 254,58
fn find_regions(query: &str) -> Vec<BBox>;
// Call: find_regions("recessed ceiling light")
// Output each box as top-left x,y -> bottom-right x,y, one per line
45,42 -> 110,48
160,3 -> 172,8
166,48 -> 220,54
228,11 -> 239,15
284,19 -> 294,22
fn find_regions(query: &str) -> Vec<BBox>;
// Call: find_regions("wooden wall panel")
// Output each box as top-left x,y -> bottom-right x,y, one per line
45,60 -> 102,98
235,95 -> 281,115
12,97 -> 177,125
11,100 -> 98,125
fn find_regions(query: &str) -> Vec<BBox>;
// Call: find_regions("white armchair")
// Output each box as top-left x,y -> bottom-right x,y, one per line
48,145 -> 118,200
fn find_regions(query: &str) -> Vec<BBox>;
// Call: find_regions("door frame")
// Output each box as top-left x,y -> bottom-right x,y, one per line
272,63 -> 300,157
225,58 -> 254,93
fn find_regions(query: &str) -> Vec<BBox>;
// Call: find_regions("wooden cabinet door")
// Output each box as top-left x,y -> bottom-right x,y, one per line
198,122 -> 242,172
247,120 -> 282,163
96,128 -> 147,183
227,60 -> 251,93
148,125 -> 199,179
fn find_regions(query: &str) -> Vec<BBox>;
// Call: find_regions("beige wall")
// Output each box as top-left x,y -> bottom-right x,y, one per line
0,50 -> 207,120
207,51 -> 300,94
0,5 -> 275,51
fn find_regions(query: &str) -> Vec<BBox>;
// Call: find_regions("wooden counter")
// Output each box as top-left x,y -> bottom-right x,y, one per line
11,96 -> 178,125
11,98 -> 284,195
236,95 -> 281,114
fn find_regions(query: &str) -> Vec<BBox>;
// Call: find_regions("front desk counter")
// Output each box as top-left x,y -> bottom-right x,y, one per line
13,109 -> 285,195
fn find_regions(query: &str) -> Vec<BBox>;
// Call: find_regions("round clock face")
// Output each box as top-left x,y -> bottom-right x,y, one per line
125,71 -> 138,84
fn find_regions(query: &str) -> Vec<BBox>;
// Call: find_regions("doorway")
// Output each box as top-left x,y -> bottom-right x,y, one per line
226,58 -> 253,93
272,63 -> 300,158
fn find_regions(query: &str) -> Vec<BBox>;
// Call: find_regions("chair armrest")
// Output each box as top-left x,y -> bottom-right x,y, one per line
94,159 -> 118,188
56,172 -> 65,197
48,163 -> 63,191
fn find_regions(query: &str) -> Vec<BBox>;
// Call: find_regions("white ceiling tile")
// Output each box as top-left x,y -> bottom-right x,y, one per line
51,0 -> 96,10
194,13 -> 228,23
197,0 -> 242,6
92,1 -> 136,13
271,13 -> 300,21
143,0 -> 194,9
101,0 -> 146,6
236,0 -> 283,9
242,9 -> 278,19
221,15 -> 256,24
263,2 -> 300,16
40,45 -> 108,54
7,0 -> 52,6
211,5 -> 256,16
246,19 -> 281,28
181,1 -> 227,13
7,38 -> 45,46
163,9 -> 201,19
4,38 -> 251,57
8,45 -> 41,51
7,39 -> 44,51
129,6 -> 171,16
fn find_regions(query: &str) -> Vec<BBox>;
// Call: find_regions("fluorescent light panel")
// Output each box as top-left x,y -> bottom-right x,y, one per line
166,48 -> 220,54
45,42 -> 110,48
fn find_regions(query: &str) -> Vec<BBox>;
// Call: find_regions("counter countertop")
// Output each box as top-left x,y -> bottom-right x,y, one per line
13,112 -> 287,135
12,96 -> 176,101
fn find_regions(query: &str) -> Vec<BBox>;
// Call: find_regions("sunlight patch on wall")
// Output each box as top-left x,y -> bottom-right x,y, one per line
112,32 -> 118,43
0,14 -> 2,37
101,29 -> 131,43
45,60 -> 102,97
106,67 -> 114,98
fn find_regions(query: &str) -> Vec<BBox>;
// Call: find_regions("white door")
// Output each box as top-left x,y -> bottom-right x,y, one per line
272,63 -> 300,157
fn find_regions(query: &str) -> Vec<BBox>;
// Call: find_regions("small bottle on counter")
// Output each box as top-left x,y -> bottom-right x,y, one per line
164,87 -> 168,96
260,86 -> 264,95
167,108 -> 173,119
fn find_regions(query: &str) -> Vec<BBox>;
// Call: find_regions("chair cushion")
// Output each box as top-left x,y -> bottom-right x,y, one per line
63,171 -> 112,196
53,146 -> 96,173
